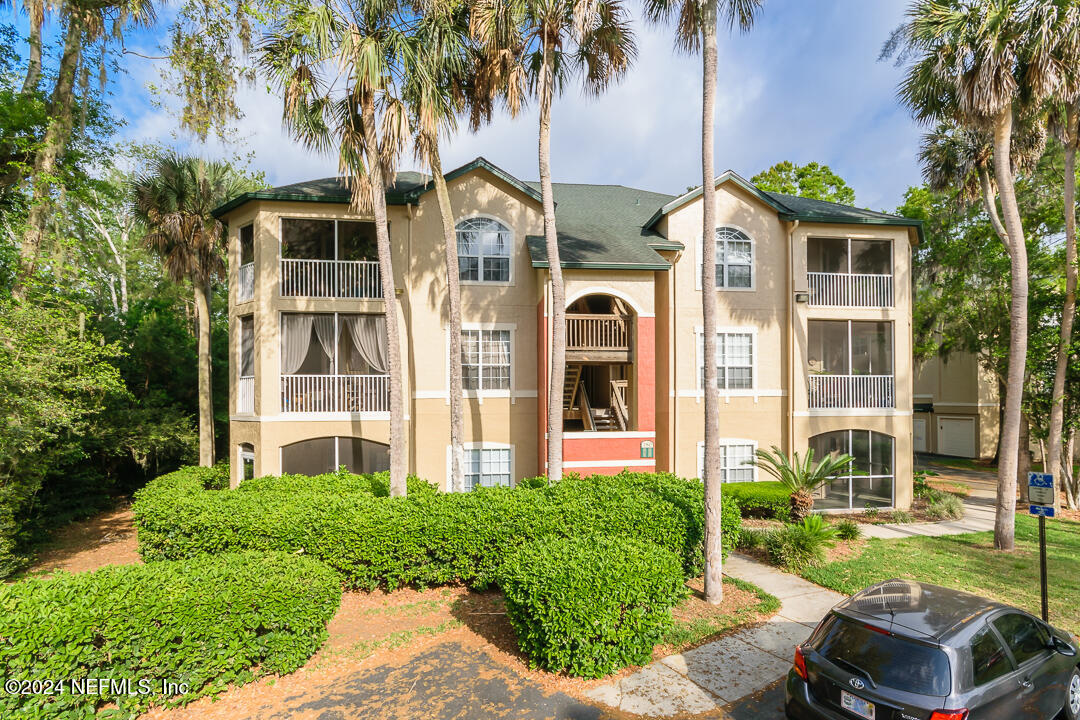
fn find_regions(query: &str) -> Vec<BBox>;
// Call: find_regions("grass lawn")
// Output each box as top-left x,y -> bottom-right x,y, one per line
802,515 -> 1080,634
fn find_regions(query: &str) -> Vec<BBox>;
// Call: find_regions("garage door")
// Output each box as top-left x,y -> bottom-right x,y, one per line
937,417 -> 976,458
914,418 -> 927,453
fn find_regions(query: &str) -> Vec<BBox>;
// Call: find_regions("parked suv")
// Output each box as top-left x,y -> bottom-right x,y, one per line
786,579 -> 1079,720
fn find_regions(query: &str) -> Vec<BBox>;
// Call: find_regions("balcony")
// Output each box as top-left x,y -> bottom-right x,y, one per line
565,313 -> 632,363
808,374 -> 895,410
280,259 -> 381,299
237,376 -> 254,413
808,272 -> 893,308
238,263 -> 255,302
281,374 -> 390,413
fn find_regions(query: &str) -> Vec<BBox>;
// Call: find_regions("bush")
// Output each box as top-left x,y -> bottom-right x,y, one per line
923,489 -> 964,521
913,469 -> 939,499
764,515 -> 837,572
500,535 -> 687,678
890,510 -> 914,524
833,518 -> 862,541
722,481 -> 791,521
237,468 -> 438,497
134,469 -> 736,590
0,552 -> 341,719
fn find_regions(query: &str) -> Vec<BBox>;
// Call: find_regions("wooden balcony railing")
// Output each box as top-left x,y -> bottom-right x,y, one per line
808,374 -> 895,410
566,313 -> 631,352
808,272 -> 893,308
280,374 -> 390,413
280,258 -> 381,299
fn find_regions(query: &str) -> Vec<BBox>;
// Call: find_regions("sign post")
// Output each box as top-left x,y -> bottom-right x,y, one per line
1028,472 -> 1055,622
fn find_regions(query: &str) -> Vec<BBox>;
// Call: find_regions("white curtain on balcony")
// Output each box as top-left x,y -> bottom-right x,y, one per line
311,315 -> 336,370
280,314 -> 315,374
343,315 -> 388,374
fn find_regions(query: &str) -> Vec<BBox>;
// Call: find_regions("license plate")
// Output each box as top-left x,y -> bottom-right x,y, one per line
840,689 -> 875,719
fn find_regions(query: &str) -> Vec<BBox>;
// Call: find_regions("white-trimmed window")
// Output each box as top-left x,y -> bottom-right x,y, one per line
463,446 -> 512,490
457,217 -> 511,283
697,329 -> 755,390
462,329 -> 511,390
238,443 -> 255,482
696,440 -> 758,482
698,226 -> 754,290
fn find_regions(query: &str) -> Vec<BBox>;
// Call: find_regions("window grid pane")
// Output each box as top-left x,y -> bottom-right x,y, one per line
464,448 -> 511,490
461,329 -> 511,391
456,218 -> 510,283
712,228 -> 753,290
704,331 -> 754,391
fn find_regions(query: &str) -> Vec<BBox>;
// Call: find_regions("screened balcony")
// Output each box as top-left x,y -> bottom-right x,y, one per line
279,218 -> 381,299
238,224 -> 254,302
808,320 -> 894,409
280,312 -> 390,413
807,237 -> 893,308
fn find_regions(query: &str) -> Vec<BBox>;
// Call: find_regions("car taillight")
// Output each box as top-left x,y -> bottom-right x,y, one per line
793,646 -> 808,681
929,711 -> 968,720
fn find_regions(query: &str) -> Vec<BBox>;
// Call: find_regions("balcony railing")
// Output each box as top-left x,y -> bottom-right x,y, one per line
566,313 -> 631,351
237,376 -> 254,413
238,263 -> 254,302
808,374 -> 895,409
808,272 -> 893,308
280,374 -> 390,413
280,258 -> 381,299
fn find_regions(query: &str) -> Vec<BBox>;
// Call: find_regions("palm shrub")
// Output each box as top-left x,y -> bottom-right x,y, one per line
924,490 -> 964,521
833,518 -> 862,541
764,515 -> 838,572
752,446 -> 855,522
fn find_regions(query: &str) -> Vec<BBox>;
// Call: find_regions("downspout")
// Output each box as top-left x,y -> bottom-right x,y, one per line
787,219 -> 799,455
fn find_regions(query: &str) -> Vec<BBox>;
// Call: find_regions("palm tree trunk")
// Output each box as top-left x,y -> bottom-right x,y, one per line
978,166 -> 1009,247
540,37 -> 566,483
991,105 -> 1028,552
194,279 -> 215,467
1017,411 -> 1030,504
429,148 -> 465,492
21,2 -> 44,93
700,6 -> 723,605
1047,141 -> 1077,503
16,9 -> 83,296
361,95 -> 407,496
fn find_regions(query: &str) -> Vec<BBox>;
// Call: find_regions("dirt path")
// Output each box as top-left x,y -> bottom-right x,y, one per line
23,502 -> 141,577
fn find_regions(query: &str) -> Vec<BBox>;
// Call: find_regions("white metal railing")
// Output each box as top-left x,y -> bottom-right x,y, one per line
808,374 -> 895,409
238,263 -> 255,302
566,314 -> 631,351
808,272 -> 893,308
237,376 -> 254,413
280,258 -> 381,299
280,374 -> 390,413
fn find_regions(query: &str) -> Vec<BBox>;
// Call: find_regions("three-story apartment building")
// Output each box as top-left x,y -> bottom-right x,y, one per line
215,157 -> 922,510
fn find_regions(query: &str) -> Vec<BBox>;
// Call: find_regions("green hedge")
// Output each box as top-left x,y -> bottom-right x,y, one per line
724,481 -> 791,521
134,468 -> 739,590
500,535 -> 687,678
237,469 -> 439,497
0,552 -> 341,719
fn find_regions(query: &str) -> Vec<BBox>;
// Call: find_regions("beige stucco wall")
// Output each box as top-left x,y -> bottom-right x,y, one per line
914,352 -> 999,459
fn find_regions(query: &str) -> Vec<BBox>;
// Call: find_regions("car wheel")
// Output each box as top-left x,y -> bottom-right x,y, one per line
1067,666 -> 1080,720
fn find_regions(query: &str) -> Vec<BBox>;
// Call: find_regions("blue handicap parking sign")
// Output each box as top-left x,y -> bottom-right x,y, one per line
1030,504 -> 1056,518
1029,473 -> 1054,488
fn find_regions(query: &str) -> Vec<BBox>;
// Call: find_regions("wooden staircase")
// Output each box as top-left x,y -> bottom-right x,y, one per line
563,364 -> 582,414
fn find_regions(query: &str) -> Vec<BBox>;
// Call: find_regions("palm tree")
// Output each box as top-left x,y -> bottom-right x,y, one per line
405,0 -> 471,491
471,0 -> 636,483
641,0 -> 761,603
753,447 -> 855,522
260,0 -> 421,497
132,153 -> 258,467
890,0 -> 1065,551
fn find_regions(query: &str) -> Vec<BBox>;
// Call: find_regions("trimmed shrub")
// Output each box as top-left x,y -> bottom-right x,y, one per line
0,552 -> 341,719
134,469 -> 735,590
723,481 -> 791,521
237,468 -> 439,497
833,518 -> 862,540
764,515 -> 837,572
500,535 -> 687,678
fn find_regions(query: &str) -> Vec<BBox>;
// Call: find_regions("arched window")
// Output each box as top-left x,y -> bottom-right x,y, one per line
238,443 -> 255,482
701,227 -> 754,289
280,437 -> 390,476
809,430 -> 894,509
456,217 -> 511,283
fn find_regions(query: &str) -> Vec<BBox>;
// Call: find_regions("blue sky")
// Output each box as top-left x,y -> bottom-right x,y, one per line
15,0 -> 924,211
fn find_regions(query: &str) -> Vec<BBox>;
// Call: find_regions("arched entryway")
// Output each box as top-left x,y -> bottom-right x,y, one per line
563,293 -> 635,432
280,436 -> 390,475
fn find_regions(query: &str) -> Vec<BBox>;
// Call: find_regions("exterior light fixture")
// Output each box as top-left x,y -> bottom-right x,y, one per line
794,292 -> 809,303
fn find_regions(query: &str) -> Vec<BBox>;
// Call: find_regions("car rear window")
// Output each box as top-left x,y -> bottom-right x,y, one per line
811,615 -> 951,696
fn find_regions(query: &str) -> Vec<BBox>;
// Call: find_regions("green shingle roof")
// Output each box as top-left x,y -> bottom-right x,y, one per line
524,182 -> 676,270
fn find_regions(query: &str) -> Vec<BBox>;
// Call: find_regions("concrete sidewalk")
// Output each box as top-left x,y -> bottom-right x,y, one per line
860,496 -> 995,539
583,554 -> 843,716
